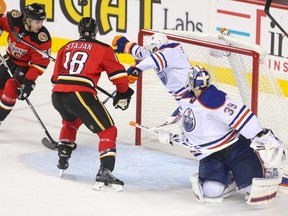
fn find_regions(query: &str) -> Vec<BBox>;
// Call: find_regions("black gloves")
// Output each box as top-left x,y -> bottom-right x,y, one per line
113,87 -> 134,110
16,78 -> 35,100
13,68 -> 35,100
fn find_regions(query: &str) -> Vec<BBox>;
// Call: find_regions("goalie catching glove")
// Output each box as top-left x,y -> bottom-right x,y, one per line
157,116 -> 184,145
113,87 -> 134,110
112,35 -> 136,54
250,128 -> 285,169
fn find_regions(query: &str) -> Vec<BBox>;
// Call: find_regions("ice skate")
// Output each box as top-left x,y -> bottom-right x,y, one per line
93,168 -> 124,192
57,142 -> 77,176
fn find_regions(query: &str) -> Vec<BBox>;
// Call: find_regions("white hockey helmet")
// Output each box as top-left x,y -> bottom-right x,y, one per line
145,33 -> 168,53
186,65 -> 211,91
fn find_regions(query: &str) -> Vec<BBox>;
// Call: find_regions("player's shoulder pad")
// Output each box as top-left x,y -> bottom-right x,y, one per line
9,9 -> 23,27
198,84 -> 226,108
29,26 -> 51,45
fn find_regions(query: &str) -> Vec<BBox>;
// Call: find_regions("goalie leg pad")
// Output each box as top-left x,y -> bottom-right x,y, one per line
190,173 -> 205,202
279,163 -> 288,194
246,174 -> 282,207
190,174 -> 237,204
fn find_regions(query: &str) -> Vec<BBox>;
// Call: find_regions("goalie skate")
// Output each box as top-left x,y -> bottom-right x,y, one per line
93,168 -> 124,192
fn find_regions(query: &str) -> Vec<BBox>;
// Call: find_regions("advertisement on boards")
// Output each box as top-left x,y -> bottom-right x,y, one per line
0,0 -> 287,82
0,0 -> 208,47
210,0 -> 288,77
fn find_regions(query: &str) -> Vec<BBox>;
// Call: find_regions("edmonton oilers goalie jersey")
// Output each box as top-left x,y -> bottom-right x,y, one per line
131,43 -> 192,103
179,84 -> 263,159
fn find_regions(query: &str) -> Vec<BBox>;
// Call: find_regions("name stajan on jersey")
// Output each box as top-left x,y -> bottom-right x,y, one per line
52,37 -> 128,95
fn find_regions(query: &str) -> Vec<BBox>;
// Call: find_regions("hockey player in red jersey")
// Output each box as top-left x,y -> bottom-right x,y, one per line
0,3 -> 51,125
51,17 -> 134,191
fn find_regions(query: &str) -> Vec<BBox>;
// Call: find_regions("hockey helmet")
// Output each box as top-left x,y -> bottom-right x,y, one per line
78,17 -> 98,38
23,3 -> 46,21
187,65 -> 211,91
145,33 -> 168,52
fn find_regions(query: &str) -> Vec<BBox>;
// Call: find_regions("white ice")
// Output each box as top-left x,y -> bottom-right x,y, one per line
0,49 -> 287,216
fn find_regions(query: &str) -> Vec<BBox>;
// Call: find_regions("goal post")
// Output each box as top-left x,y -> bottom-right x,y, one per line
134,29 -> 287,149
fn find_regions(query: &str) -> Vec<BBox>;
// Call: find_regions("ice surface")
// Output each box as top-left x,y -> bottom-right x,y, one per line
0,48 -> 287,216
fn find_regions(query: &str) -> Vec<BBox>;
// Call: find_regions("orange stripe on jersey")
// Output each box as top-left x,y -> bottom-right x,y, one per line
207,130 -> 237,150
154,52 -> 165,69
232,109 -> 250,129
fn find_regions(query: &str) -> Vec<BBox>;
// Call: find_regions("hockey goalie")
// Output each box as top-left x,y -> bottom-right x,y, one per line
155,65 -> 286,206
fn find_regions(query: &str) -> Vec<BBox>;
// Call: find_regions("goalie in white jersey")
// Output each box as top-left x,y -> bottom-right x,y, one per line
112,33 -> 192,116
158,65 -> 285,206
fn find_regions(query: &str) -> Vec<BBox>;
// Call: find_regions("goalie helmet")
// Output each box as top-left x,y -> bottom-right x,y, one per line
23,3 -> 46,21
186,65 -> 211,91
78,17 -> 98,38
145,33 -> 168,53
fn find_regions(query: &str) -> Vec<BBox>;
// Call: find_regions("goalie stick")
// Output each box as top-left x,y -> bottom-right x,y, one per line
129,121 -> 239,154
264,0 -> 288,38
0,53 -> 58,149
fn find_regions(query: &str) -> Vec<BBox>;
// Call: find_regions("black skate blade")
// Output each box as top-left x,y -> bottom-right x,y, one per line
41,137 -> 57,150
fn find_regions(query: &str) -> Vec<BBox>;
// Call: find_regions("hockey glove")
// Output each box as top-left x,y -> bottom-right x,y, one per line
127,66 -> 142,84
158,131 -> 184,146
113,87 -> 134,110
13,67 -> 28,83
112,35 -> 136,54
251,128 -> 285,169
16,79 -> 35,100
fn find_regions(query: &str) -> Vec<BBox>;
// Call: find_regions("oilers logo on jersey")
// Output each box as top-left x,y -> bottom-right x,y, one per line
183,108 -> 196,132
156,70 -> 168,85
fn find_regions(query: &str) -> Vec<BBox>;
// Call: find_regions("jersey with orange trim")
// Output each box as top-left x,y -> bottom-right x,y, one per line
179,84 -> 263,159
52,37 -> 128,95
131,43 -> 192,103
0,10 -> 51,81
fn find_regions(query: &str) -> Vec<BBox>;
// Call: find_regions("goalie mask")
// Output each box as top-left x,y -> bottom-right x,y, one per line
78,17 -> 98,38
145,33 -> 168,53
187,65 -> 211,92
23,3 -> 46,21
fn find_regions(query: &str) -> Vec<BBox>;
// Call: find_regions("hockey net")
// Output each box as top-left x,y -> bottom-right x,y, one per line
134,29 -> 288,150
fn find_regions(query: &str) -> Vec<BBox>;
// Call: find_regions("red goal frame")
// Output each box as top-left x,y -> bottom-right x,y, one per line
134,29 -> 260,146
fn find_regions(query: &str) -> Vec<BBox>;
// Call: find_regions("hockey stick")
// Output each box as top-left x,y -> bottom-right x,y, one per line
129,121 -> 239,154
264,0 -> 288,38
102,90 -> 117,104
129,121 -> 159,133
0,53 -> 58,149
6,11 -> 114,102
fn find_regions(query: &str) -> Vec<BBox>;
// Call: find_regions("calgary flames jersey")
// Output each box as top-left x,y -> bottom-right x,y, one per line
0,10 -> 51,81
52,37 -> 128,95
